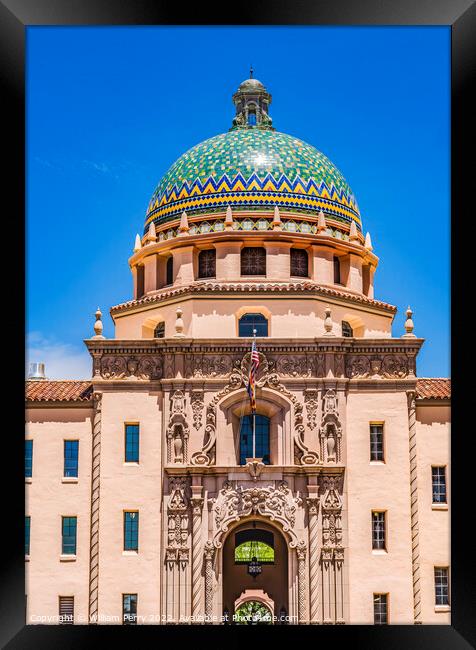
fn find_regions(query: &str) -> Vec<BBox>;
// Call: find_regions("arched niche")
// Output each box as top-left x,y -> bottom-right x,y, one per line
217,387 -> 292,466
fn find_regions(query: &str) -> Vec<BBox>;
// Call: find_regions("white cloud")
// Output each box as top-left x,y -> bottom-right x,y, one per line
26,332 -> 92,380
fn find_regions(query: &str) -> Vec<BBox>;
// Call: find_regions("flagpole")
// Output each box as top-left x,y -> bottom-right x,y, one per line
252,328 -> 256,459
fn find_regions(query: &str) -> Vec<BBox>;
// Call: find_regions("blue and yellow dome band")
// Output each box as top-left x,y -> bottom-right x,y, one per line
145,172 -> 361,231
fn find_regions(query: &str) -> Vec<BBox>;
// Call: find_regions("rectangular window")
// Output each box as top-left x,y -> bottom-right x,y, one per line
370,424 -> 384,462
61,516 -> 77,555
373,594 -> 388,624
64,440 -> 79,477
432,466 -> 447,503
25,440 -> 33,478
372,511 -> 386,550
125,424 -> 139,463
434,567 -> 449,606
124,511 -> 139,551
122,594 -> 138,625
25,516 -> 30,556
59,596 -> 74,624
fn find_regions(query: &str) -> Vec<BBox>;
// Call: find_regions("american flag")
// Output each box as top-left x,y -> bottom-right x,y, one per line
247,339 -> 260,412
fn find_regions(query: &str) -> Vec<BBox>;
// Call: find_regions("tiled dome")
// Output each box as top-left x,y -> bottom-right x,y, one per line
145,79 -> 361,234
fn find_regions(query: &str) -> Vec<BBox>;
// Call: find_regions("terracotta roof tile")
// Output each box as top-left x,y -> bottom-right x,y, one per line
25,380 -> 93,403
416,378 -> 451,400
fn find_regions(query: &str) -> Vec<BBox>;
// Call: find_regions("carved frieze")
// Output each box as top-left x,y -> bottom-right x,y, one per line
193,355 -> 233,378
276,355 -> 312,377
100,354 -> 163,380
345,354 -> 410,379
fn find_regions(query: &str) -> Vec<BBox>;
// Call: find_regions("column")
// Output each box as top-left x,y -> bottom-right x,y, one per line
88,392 -> 102,624
346,253 -> 363,293
191,487 -> 204,620
171,246 -> 195,286
263,241 -> 292,280
214,241 -> 242,281
407,390 -> 422,623
296,541 -> 308,624
204,541 -> 215,622
307,491 -> 320,624
311,245 -> 334,285
143,253 -> 158,293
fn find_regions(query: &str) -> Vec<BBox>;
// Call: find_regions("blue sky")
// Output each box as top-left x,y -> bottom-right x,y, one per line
26,26 -> 450,379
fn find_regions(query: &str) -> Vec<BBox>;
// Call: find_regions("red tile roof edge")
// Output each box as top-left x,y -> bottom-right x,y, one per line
25,380 -> 93,402
416,378 -> 451,400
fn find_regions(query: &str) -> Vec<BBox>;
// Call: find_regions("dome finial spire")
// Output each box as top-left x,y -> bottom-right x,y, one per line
250,64 -> 254,78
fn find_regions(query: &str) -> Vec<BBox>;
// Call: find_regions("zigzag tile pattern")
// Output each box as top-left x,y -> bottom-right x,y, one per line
145,129 -> 361,231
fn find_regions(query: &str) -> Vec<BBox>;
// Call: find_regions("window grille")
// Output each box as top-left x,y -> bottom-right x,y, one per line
241,247 -> 266,276
198,249 -> 216,278
290,249 -> 308,277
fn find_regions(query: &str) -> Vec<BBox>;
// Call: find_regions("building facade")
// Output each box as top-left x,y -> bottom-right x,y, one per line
25,75 -> 450,625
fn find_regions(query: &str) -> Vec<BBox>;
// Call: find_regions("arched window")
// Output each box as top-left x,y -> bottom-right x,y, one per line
239,313 -> 268,337
154,322 -> 165,338
290,248 -> 309,278
166,256 -> 173,286
234,529 -> 274,564
342,321 -> 353,337
198,249 -> 216,279
248,111 -> 257,126
241,247 -> 266,276
239,414 -> 270,464
333,256 -> 341,284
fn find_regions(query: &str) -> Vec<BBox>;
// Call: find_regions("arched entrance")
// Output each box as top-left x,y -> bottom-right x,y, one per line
222,520 -> 288,624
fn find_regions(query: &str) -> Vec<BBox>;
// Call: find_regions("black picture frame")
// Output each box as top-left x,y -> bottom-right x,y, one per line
2,1 -> 474,647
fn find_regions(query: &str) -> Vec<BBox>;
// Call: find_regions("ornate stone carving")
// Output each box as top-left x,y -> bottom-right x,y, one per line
276,355 -> 311,377
166,477 -> 189,566
296,540 -> 308,623
99,354 -> 163,380
304,389 -> 319,430
166,391 -> 190,464
193,355 -> 232,378
345,355 -> 371,379
190,390 -> 204,430
203,540 -> 215,620
319,389 -> 342,463
191,349 -> 319,466
315,354 -> 326,378
346,353 -> 409,379
320,475 -> 343,550
382,354 -> 408,378
334,354 -> 345,377
212,480 -> 302,548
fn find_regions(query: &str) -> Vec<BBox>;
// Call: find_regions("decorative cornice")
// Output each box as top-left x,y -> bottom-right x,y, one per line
110,280 -> 396,317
